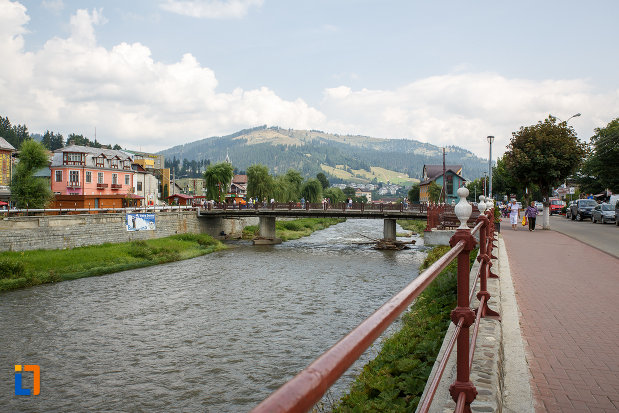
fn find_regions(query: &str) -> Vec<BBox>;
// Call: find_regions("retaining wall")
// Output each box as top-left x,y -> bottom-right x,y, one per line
0,212 -> 258,252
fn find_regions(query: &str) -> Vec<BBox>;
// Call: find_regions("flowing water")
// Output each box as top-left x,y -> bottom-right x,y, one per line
0,219 -> 428,412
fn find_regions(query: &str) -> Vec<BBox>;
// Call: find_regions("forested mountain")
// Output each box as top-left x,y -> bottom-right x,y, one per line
159,126 -> 490,184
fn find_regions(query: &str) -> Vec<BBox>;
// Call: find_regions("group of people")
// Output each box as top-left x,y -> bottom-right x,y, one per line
508,199 -> 539,231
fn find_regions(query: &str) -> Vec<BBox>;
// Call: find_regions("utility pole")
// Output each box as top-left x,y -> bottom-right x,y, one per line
442,147 -> 446,204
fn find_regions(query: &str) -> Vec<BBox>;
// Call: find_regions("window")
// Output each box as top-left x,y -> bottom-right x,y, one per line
123,161 -> 131,169
137,182 -> 143,192
69,170 -> 79,183
446,175 -> 453,195
125,175 -> 130,185
96,156 -> 104,167
63,152 -> 84,165
112,174 -> 118,185
55,170 -> 62,182
85,171 -> 92,183
111,159 -> 119,169
98,172 -> 104,184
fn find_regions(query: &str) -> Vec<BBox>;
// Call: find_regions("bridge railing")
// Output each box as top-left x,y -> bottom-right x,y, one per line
202,201 -> 427,213
251,190 -> 500,413
0,205 -> 198,216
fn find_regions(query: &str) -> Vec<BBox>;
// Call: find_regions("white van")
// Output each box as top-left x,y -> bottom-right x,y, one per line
609,194 -> 619,208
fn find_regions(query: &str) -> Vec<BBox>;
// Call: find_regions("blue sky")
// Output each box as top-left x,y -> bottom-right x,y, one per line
2,0 -> 618,158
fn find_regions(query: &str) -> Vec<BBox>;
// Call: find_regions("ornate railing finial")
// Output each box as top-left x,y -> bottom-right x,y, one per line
455,187 -> 472,229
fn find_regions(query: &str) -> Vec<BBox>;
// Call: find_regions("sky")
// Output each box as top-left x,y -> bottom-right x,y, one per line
1,0 -> 618,159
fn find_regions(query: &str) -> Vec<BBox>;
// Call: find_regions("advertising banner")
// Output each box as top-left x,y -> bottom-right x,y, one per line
126,213 -> 156,231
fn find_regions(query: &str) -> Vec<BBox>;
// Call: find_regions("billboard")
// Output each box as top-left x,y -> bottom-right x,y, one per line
126,213 -> 156,231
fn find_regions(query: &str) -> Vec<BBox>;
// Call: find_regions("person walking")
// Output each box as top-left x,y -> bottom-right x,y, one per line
525,201 -> 538,231
509,199 -> 520,231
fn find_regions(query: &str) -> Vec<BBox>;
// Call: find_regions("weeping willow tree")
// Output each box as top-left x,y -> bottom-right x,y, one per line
247,164 -> 274,201
204,162 -> 234,202
300,179 -> 323,203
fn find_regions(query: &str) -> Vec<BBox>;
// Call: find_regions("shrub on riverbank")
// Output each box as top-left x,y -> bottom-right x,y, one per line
242,217 -> 345,241
0,233 -> 225,292
396,219 -> 426,235
333,245 -> 477,412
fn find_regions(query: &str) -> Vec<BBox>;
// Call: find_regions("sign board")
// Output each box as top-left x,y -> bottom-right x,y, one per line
569,187 -> 575,194
126,213 -> 156,231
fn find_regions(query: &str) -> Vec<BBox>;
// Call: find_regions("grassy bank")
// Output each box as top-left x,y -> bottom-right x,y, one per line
242,217 -> 345,241
0,233 -> 225,292
333,245 -> 477,412
396,219 -> 426,236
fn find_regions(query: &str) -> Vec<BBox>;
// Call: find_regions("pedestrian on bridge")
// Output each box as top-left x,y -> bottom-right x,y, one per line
509,199 -> 520,231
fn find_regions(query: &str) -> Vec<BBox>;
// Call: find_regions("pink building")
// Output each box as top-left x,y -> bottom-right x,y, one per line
50,145 -> 136,208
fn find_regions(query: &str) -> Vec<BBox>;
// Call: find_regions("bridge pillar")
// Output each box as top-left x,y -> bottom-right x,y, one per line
254,216 -> 282,245
383,218 -> 397,241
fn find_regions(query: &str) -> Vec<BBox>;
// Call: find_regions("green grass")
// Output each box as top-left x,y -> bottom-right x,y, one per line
396,219 -> 427,235
242,217 -> 345,241
0,233 -> 225,292
332,245 -> 478,413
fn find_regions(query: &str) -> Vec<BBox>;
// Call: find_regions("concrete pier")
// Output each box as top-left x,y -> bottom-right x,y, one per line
383,218 -> 397,241
254,216 -> 282,245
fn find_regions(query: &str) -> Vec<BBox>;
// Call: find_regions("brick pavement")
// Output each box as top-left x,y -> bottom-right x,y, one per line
502,227 -> 619,413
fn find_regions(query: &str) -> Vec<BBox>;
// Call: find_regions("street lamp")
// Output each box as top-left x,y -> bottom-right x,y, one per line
550,113 -> 581,124
487,135 -> 494,200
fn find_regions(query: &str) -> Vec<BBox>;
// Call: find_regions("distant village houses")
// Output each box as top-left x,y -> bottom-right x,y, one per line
419,164 -> 467,204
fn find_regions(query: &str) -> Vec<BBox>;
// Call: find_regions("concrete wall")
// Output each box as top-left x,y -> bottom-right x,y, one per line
0,212 -> 258,252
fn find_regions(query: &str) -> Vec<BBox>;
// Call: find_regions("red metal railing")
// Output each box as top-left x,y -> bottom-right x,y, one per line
252,199 -> 500,413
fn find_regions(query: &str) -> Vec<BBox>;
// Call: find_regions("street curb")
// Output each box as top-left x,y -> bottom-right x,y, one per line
497,235 -> 535,413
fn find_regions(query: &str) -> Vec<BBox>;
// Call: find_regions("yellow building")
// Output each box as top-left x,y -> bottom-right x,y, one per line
0,137 -> 16,203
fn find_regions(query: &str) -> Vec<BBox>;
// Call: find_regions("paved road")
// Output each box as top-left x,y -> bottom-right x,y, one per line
502,229 -> 619,412
545,215 -> 619,258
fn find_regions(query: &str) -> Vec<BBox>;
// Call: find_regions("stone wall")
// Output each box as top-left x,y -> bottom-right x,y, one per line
0,212 -> 258,252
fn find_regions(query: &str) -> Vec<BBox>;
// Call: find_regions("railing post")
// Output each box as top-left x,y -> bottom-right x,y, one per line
475,199 -> 500,320
448,188 -> 478,412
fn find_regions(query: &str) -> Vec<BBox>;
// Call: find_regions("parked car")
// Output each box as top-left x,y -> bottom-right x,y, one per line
569,199 -> 598,221
591,203 -> 616,224
535,202 -> 544,212
616,199 -> 619,226
549,198 -> 564,215
565,201 -> 575,219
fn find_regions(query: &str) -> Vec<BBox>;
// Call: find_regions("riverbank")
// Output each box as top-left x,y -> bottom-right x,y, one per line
332,245 -> 477,412
0,233 -> 225,292
396,219 -> 426,236
242,217 -> 345,241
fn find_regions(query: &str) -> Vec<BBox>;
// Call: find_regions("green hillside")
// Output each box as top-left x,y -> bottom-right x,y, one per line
159,126 -> 489,185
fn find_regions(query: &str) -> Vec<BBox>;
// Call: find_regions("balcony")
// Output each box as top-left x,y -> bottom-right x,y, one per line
96,183 -> 108,189
67,181 -> 81,188
111,184 -> 122,190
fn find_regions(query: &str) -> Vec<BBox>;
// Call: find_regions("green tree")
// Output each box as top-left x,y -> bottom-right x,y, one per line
273,175 -> 295,202
11,140 -> 52,208
316,172 -> 329,189
0,116 -> 29,149
41,131 -> 65,151
492,156 -> 521,201
428,181 -> 442,203
162,184 -> 169,199
284,169 -> 303,199
343,186 -> 356,199
204,162 -> 234,202
324,187 -> 345,203
407,183 -> 420,203
247,164 -> 274,201
504,116 -> 587,228
576,118 -> 619,194
300,179 -> 323,203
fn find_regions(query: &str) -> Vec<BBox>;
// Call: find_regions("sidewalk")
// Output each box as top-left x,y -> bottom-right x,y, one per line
502,227 -> 619,412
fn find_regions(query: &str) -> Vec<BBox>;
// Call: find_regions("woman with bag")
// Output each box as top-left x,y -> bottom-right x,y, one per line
509,199 -> 520,231
525,201 -> 538,231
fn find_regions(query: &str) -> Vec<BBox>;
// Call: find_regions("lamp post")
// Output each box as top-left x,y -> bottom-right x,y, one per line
487,135 -> 494,200
550,113 -> 581,124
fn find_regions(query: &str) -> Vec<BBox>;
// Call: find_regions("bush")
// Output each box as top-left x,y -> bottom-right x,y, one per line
0,259 -> 26,279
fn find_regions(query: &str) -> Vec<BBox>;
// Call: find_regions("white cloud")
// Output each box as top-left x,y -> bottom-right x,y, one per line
159,0 -> 263,19
41,0 -> 64,13
1,1 -> 617,159
321,74 -> 619,157
0,3 -> 323,152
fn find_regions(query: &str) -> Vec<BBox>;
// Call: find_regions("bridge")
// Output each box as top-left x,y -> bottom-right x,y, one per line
197,202 -> 428,244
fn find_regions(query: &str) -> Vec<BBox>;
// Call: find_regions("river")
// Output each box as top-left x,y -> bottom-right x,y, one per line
0,219 -> 427,412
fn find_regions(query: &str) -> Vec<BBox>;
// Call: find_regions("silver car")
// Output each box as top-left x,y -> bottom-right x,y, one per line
591,203 -> 616,224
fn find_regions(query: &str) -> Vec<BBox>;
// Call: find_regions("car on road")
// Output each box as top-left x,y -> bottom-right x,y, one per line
591,203 -> 616,224
549,198 -> 565,215
535,201 -> 544,212
569,199 -> 598,221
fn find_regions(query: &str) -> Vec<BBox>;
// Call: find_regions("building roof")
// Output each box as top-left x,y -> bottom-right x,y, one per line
0,137 -> 16,151
420,168 -> 467,186
423,164 -> 462,180
57,145 -> 132,160
167,193 -> 193,199
233,174 -> 248,184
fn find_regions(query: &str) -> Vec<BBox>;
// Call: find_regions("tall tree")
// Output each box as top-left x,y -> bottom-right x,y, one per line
284,169 -> 303,200
504,116 -> 587,229
576,118 -> 619,194
246,164 -> 274,201
316,172 -> 329,189
203,162 -> 234,202
324,187 -> 345,203
300,179 -> 323,203
428,181 -> 442,203
407,183 -> 420,203
11,140 -> 52,208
